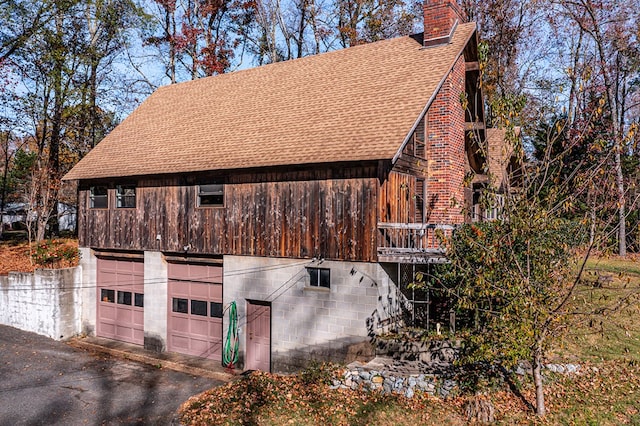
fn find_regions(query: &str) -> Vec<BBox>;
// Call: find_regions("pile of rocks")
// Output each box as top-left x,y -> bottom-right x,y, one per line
330,362 -> 458,399
514,362 -> 582,376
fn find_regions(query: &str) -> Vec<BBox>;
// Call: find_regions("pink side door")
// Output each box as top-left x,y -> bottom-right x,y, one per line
245,301 -> 271,371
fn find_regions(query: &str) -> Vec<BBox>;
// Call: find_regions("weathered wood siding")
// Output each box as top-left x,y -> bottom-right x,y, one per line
78,165 -> 379,262
378,171 -> 416,224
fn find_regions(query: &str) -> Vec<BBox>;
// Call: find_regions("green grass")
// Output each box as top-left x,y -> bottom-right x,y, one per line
585,256 -> 640,276
556,257 -> 640,364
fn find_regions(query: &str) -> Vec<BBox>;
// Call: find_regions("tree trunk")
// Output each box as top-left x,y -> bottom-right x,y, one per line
47,7 -> 64,238
533,348 -> 546,417
614,146 -> 626,257
0,133 -> 10,240
295,0 -> 307,58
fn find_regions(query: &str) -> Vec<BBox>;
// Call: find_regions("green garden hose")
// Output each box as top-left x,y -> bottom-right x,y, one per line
222,301 -> 239,368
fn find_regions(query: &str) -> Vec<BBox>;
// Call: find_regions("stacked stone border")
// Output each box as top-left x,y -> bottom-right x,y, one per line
330,361 -> 582,399
331,364 -> 457,399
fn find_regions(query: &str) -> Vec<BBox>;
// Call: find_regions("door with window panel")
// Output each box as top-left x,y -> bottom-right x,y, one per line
96,257 -> 144,345
167,262 -> 223,360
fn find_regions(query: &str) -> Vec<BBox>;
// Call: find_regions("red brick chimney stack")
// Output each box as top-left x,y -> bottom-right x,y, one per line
423,0 -> 466,47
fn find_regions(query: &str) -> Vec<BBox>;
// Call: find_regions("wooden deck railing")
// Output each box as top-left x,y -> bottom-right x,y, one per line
377,223 -> 455,263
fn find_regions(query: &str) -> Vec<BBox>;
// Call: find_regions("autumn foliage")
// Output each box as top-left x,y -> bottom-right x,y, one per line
0,239 -> 80,275
179,365 -> 461,425
179,357 -> 640,425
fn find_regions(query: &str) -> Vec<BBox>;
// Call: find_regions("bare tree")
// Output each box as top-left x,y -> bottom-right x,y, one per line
555,0 -> 640,256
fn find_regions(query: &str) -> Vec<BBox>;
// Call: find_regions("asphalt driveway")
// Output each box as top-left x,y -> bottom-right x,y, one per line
0,325 -> 223,425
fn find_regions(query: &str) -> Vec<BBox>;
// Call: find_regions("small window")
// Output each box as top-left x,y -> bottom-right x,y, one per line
90,186 -> 108,209
134,293 -> 144,308
198,184 -> 224,206
191,300 -> 207,316
101,289 -> 115,303
172,298 -> 188,313
307,267 -> 330,288
210,302 -> 223,318
116,185 -> 136,208
414,118 -> 426,159
415,178 -> 425,223
117,291 -> 132,305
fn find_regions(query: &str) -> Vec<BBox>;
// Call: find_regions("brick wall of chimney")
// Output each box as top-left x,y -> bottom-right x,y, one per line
423,0 -> 466,45
425,55 -> 466,224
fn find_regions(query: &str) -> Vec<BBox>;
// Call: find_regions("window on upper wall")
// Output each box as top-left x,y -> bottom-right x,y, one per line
414,117 -> 426,158
415,178 -> 425,223
89,186 -> 108,209
307,267 -> 330,289
198,184 -> 224,207
116,185 -> 136,208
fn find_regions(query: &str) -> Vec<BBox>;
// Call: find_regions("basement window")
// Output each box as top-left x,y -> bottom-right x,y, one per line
90,186 -> 108,209
116,185 -> 136,208
307,267 -> 330,289
198,184 -> 224,207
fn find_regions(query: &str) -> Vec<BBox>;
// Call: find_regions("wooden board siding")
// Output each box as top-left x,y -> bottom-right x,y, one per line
379,171 -> 420,224
78,164 -> 379,262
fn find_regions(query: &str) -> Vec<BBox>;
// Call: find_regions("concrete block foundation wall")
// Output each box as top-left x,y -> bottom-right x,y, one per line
0,267 -> 82,340
223,255 -> 404,372
143,251 -> 168,352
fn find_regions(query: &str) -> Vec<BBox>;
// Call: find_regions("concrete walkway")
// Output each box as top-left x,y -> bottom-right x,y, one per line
68,335 -> 239,383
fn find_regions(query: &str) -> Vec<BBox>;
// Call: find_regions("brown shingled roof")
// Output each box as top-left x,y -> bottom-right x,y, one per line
64,23 -> 476,180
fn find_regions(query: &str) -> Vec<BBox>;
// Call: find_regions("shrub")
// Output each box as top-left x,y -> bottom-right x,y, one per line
31,239 -> 80,268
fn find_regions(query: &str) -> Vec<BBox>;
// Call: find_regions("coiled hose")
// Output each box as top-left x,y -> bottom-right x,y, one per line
222,301 -> 239,368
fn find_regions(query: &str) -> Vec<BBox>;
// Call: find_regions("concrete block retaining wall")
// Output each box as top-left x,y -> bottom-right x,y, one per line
0,267 -> 82,340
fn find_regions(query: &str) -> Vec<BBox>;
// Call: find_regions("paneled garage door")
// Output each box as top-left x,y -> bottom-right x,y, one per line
168,263 -> 223,360
96,257 -> 144,345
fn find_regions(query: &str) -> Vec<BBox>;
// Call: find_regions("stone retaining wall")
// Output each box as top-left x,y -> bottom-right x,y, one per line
331,361 -> 582,399
331,365 -> 458,398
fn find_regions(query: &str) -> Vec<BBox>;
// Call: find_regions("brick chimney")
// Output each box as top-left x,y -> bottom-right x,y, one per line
423,0 -> 466,47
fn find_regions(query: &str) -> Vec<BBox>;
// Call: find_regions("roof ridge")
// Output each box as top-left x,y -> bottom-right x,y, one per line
154,24 -> 475,92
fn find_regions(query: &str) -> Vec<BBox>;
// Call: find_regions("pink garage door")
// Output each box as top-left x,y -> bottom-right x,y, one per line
168,263 -> 223,360
96,258 -> 144,345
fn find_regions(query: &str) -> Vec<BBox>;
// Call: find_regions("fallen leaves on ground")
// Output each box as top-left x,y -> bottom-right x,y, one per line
179,369 -> 464,426
179,359 -> 640,426
0,239 -> 79,275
